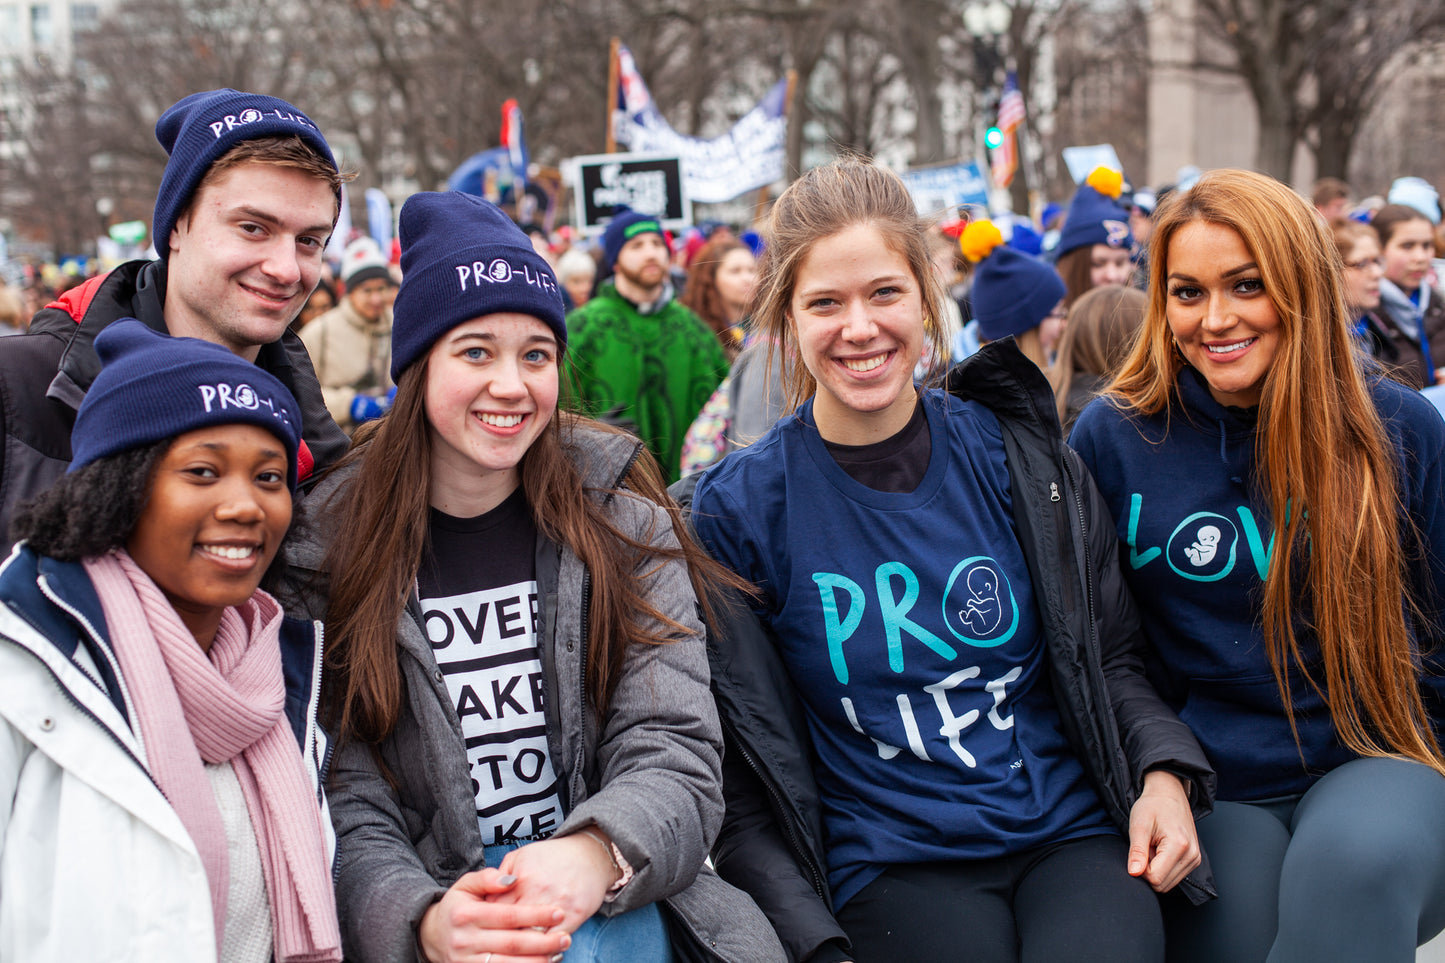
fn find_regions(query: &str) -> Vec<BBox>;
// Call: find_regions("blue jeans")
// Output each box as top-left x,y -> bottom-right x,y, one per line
484,841 -> 674,963
1164,757 -> 1445,963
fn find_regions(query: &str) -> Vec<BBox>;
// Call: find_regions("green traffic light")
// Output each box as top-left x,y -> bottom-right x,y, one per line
984,126 -> 1004,149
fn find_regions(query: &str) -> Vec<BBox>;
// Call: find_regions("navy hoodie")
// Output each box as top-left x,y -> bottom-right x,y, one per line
1071,368 -> 1445,800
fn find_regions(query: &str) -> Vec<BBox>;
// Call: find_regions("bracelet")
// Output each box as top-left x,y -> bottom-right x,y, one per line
577,827 -> 620,874
577,827 -> 633,894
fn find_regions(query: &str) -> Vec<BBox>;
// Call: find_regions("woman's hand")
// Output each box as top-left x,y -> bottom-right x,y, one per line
1126,769 -> 1201,893
418,868 -> 570,963
489,831 -> 623,934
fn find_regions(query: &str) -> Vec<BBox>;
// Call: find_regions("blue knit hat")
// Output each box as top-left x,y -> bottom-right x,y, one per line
71,320 -> 303,487
1056,167 -> 1133,259
152,88 -> 338,259
962,221 -> 1066,342
390,192 -> 567,380
601,208 -> 665,274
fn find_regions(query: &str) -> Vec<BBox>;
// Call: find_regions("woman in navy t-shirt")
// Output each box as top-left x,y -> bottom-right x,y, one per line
1071,168 -> 1445,962
691,157 -> 1212,963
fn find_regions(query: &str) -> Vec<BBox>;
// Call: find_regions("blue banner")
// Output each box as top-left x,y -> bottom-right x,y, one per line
902,162 -> 991,216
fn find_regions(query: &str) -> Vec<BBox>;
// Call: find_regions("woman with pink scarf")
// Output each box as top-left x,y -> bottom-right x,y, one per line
0,319 -> 341,963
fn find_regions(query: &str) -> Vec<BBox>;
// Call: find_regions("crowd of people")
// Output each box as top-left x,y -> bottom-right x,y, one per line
0,84 -> 1442,963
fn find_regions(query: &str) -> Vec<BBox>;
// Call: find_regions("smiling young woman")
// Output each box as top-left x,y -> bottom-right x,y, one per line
687,157 -> 1213,963
286,191 -> 781,963
1071,168 -> 1445,963
0,320 -> 339,962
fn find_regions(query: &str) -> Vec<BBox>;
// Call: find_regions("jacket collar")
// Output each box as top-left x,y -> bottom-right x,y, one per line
944,337 -> 1064,453
0,544 -> 129,721
1378,278 -> 1424,336
46,260 -> 168,411
334,296 -> 392,334
0,545 -> 110,660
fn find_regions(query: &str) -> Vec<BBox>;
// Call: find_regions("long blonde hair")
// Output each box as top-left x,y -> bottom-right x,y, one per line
1108,168 -> 1444,776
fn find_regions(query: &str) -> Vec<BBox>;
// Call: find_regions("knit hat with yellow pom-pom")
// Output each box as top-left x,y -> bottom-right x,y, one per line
1056,166 -> 1134,259
962,219 -> 1066,342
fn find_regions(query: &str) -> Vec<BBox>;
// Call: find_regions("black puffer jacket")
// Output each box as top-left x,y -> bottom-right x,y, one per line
0,258 -> 349,547
672,339 -> 1217,963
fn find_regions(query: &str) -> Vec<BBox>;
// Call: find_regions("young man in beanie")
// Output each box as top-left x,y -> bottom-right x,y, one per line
565,209 -> 728,484
0,88 -> 352,548
299,237 -> 397,433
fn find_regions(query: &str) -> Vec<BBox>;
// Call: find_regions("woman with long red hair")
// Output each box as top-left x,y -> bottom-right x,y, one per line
1071,168 -> 1445,962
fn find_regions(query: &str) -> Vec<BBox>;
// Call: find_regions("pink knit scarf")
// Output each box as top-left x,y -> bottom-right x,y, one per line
85,550 -> 341,963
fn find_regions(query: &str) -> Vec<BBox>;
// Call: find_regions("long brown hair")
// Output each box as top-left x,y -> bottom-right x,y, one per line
1054,245 -> 1095,309
319,354 -> 743,747
1108,168 -> 1445,776
1049,283 -> 1145,425
752,156 -> 951,411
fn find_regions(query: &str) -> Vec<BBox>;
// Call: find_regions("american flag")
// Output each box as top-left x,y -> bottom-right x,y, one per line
991,129 -> 1017,189
997,71 -> 1026,134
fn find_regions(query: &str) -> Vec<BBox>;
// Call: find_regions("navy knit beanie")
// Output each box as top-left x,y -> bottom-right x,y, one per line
71,320 -> 303,487
962,221 -> 1066,342
390,192 -> 567,380
601,208 -> 664,274
152,88 -> 338,259
1056,167 -> 1133,259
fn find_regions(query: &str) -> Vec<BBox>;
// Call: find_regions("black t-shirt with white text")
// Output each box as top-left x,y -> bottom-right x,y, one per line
418,487 -> 564,844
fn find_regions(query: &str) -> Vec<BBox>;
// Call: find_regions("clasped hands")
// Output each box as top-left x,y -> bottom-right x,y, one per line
419,829 -> 624,963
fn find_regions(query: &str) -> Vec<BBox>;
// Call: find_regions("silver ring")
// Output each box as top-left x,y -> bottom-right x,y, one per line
483,954 -> 492,963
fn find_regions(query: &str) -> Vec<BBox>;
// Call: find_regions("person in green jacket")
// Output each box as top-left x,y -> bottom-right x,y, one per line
566,210 -> 729,483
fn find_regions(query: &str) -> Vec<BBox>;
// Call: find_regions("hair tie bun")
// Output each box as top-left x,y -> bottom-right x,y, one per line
1086,167 -> 1124,200
960,220 -> 1005,263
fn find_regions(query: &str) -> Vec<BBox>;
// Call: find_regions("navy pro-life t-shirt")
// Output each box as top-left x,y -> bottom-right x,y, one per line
694,389 -> 1112,908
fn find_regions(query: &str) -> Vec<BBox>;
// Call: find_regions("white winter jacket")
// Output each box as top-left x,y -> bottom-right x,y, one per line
0,546 -> 328,962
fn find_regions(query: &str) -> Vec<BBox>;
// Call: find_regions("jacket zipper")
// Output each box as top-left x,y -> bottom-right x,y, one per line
309,619 -> 335,787
717,713 -> 828,900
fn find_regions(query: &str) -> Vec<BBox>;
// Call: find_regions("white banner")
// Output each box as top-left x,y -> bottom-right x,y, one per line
613,45 -> 788,204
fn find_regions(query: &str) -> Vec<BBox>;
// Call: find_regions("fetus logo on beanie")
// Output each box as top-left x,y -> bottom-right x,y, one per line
197,381 -> 295,432
206,104 -> 320,140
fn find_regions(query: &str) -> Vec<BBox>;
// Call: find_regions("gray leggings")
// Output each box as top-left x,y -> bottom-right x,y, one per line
1164,757 -> 1445,963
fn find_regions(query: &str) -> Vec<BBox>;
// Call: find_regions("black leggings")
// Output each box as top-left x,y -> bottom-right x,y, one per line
835,833 -> 1164,963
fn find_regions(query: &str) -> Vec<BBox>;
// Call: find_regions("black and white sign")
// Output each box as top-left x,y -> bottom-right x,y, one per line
568,153 -> 691,235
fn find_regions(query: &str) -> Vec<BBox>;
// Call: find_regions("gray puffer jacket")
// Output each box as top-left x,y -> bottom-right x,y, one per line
282,424 -> 783,963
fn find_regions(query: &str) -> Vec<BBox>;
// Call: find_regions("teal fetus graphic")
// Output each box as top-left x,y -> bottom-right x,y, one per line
943,557 -> 1018,648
